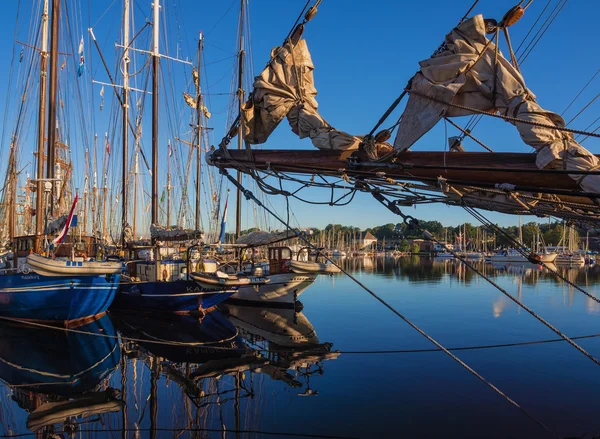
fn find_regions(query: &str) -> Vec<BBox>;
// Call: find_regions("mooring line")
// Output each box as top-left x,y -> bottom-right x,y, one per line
220,169 -> 558,438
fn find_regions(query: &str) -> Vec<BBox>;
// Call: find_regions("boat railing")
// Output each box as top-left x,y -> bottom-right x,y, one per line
0,268 -> 19,275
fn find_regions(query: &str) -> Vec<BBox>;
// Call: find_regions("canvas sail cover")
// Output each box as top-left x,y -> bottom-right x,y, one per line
150,224 -> 204,242
235,229 -> 311,247
242,39 -> 363,151
395,14 -> 600,195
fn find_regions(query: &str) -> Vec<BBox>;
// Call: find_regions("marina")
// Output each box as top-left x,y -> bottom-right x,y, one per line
0,0 -> 599,437
0,257 -> 599,438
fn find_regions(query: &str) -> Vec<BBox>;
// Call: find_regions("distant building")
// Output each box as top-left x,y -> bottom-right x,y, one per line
410,239 -> 435,252
361,232 -> 378,249
433,242 -> 454,252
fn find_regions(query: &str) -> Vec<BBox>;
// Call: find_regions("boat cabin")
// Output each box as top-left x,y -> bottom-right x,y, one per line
268,246 -> 292,275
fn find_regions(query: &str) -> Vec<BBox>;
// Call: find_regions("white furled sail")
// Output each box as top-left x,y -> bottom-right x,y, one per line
149,224 -> 204,242
243,38 -> 388,152
236,229 -> 310,247
394,14 -> 600,196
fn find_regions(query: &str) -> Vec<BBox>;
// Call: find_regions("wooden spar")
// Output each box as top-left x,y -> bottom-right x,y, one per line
46,0 -> 60,215
35,0 -> 49,243
209,148 -> 588,191
92,133 -> 98,236
195,33 -> 202,232
83,148 -> 89,234
121,0 -> 130,247
235,0 -> 246,240
102,134 -> 109,242
8,139 -> 16,243
151,0 -> 159,231
166,140 -> 171,227
208,148 -> 600,212
133,142 -> 138,238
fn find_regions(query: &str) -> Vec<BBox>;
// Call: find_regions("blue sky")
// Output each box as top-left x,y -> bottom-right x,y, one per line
0,0 -> 598,233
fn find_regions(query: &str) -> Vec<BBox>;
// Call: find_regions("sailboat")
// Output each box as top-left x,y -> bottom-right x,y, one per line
206,2 -> 600,234
0,314 -> 122,435
104,0 -> 237,313
0,0 -> 121,323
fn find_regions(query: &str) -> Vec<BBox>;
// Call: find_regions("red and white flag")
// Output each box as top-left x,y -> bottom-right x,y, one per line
53,194 -> 79,245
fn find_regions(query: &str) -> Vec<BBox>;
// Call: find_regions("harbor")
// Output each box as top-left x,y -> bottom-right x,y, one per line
0,0 -> 599,437
1,257 -> 600,438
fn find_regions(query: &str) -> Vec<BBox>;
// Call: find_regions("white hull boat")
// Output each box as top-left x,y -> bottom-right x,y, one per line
289,260 -> 341,275
489,250 -> 557,264
555,254 -> 585,266
229,272 -> 316,307
26,254 -> 122,277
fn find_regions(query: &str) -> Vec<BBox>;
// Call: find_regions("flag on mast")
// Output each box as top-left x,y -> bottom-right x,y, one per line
53,194 -> 79,245
218,190 -> 230,249
78,36 -> 85,77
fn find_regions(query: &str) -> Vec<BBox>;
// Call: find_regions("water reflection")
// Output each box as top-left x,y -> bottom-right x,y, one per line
0,315 -> 121,436
2,258 -> 600,438
0,306 -> 339,437
338,255 -> 600,287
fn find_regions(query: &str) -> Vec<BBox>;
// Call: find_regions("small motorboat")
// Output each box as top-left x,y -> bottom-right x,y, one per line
26,253 -> 122,277
190,270 -> 270,290
289,259 -> 341,275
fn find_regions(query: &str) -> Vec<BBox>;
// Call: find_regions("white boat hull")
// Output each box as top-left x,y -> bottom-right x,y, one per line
26,254 -> 122,277
228,272 -> 316,307
289,260 -> 340,275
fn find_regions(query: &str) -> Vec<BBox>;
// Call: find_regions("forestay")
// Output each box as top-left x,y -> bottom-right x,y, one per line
395,14 -> 600,196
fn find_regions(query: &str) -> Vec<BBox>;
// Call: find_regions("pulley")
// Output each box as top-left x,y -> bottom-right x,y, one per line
305,5 -> 318,22
500,0 -> 533,28
374,129 -> 391,143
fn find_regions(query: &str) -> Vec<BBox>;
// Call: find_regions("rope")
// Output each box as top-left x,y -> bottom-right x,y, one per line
463,205 -> 600,305
444,117 -> 493,152
368,187 -> 600,369
218,168 -> 558,438
408,89 -> 600,139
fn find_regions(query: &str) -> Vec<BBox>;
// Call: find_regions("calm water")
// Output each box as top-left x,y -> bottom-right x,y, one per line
2,257 -> 600,439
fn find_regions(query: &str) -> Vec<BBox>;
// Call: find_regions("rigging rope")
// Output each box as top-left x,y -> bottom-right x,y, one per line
407,89 -> 600,140
216,168 -> 558,438
368,186 -> 600,368
462,205 -> 600,305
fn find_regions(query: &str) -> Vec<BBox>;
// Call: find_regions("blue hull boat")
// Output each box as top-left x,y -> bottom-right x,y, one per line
112,279 -> 236,313
0,273 -> 120,322
111,310 -> 246,363
0,313 -> 120,394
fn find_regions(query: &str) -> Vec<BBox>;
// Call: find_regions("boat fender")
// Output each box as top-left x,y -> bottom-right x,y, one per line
162,269 -> 168,281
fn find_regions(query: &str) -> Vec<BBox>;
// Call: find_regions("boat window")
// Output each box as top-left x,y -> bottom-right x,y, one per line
282,248 -> 291,259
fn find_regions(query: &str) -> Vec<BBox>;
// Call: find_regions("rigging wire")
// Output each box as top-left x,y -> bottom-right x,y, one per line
216,169 -> 559,438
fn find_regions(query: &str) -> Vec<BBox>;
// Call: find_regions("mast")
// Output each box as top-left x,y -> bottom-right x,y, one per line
35,0 -> 50,243
92,133 -> 98,235
83,148 -> 89,234
133,142 -> 138,238
122,0 -> 130,247
151,0 -> 160,229
195,32 -> 203,232
8,138 -> 17,243
166,140 -> 171,226
46,0 -> 60,215
235,0 -> 246,239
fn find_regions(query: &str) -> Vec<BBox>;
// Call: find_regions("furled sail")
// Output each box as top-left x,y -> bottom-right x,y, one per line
394,14 -> 600,196
243,38 -> 389,153
236,229 -> 311,247
150,224 -> 204,242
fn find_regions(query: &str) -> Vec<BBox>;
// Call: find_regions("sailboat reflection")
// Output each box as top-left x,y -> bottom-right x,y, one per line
110,307 -> 340,437
221,304 -> 340,395
0,315 -> 122,435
